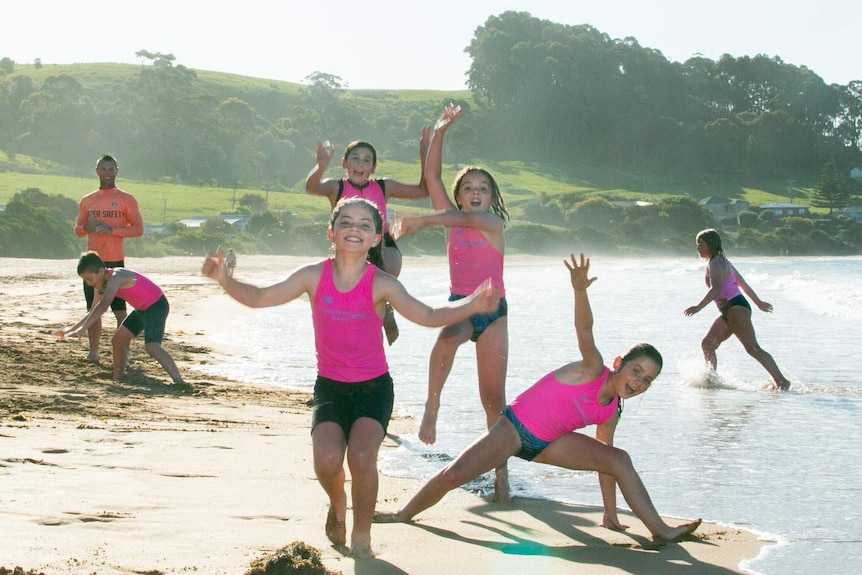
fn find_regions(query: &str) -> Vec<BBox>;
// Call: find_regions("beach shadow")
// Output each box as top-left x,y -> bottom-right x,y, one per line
352,556 -> 410,575
407,498 -> 739,575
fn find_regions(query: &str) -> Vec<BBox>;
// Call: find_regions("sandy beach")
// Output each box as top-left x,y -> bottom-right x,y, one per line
0,256 -> 766,575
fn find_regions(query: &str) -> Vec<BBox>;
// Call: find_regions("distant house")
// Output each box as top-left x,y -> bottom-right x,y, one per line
850,167 -> 862,179
699,196 -> 750,224
178,214 -> 248,231
836,206 -> 862,222
759,202 -> 810,218
610,200 -> 655,208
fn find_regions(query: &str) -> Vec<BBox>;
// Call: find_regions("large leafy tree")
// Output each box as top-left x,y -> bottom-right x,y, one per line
812,160 -> 851,214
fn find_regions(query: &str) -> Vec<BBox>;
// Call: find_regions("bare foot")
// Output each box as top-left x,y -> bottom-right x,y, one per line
418,409 -> 438,444
657,519 -> 702,542
372,511 -> 404,523
87,354 -> 100,364
326,506 -> 346,546
762,380 -> 791,392
494,465 -> 512,503
350,531 -> 373,558
350,541 -> 374,558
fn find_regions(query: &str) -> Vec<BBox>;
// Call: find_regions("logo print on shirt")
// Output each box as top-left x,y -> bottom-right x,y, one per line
324,296 -> 334,304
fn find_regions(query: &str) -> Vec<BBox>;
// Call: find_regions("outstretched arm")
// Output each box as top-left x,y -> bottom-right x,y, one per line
423,104 -> 462,211
564,253 -> 602,372
379,273 -> 499,328
595,414 -> 627,530
56,271 -> 130,338
684,257 -> 723,316
202,247 -> 312,308
383,125 -> 430,201
734,267 -> 773,312
305,140 -> 339,204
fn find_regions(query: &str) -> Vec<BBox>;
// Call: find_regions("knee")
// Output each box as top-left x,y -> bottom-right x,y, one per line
315,450 -> 345,477
143,342 -> 162,357
346,447 -> 377,475
438,464 -> 471,491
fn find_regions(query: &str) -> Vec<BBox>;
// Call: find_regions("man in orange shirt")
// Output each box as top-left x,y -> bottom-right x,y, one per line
74,154 -> 143,362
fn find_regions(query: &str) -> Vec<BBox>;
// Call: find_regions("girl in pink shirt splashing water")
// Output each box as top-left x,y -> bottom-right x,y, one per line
375,254 -> 702,544
392,104 -> 511,502
684,228 -> 790,390
201,197 -> 498,558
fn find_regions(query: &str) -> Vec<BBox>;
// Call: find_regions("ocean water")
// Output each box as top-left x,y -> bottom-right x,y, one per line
196,255 -> 862,575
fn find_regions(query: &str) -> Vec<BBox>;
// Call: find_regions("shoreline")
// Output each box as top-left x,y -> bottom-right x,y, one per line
1,255 -> 767,574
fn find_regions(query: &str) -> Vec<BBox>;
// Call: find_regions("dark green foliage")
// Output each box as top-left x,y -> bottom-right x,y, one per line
246,541 -> 340,575
0,188 -> 79,257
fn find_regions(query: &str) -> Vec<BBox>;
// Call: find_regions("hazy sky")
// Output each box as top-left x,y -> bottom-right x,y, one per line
5,0 -> 859,90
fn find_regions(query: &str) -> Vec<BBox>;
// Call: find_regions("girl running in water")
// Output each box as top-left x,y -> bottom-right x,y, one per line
684,228 -> 790,390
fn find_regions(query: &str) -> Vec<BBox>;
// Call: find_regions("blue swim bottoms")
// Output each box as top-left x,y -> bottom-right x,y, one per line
502,405 -> 550,461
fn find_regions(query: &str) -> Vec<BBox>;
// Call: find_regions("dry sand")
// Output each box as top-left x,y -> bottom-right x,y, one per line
0,256 -> 767,574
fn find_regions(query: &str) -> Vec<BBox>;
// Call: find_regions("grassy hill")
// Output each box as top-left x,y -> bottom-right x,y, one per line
1,63 -> 823,223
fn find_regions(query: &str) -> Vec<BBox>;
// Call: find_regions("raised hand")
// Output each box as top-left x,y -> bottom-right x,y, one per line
201,246 -> 227,282
564,253 -> 597,291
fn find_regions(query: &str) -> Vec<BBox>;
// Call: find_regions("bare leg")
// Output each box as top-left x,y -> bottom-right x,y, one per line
726,307 -> 790,390
536,433 -> 701,541
419,321 -> 472,444
377,417 -> 521,523
700,316 -> 732,373
345,418 -> 385,557
475,318 -> 510,502
381,246 -> 402,345
111,326 -> 134,381
312,422 -> 348,547
143,342 -> 185,385
87,317 -> 102,362
112,310 -> 129,366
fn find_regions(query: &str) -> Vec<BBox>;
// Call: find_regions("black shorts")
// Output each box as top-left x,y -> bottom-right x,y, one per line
83,259 -> 127,312
311,373 -> 394,439
719,294 -> 751,322
122,295 -> 169,344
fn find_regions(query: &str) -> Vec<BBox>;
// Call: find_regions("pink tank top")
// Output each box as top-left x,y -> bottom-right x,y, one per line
705,256 -> 741,307
109,269 -> 163,311
312,259 -> 388,382
340,178 -> 389,233
509,367 -> 617,442
447,226 -> 505,297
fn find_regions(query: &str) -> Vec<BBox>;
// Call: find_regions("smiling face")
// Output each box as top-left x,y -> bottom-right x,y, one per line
612,356 -> 661,399
342,144 -> 376,186
96,158 -> 118,189
454,170 -> 494,212
328,201 -> 381,252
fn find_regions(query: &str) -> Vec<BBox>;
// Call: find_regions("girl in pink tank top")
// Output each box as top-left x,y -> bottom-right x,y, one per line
390,104 -> 513,503
684,228 -> 790,390
201,197 -> 499,558
375,254 -> 702,544
305,132 -> 432,345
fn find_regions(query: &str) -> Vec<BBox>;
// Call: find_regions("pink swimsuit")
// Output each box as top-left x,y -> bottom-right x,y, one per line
108,269 -> 162,311
312,259 -> 388,382
509,367 -> 617,442
339,179 -> 389,234
447,226 -> 505,297
706,256 -> 741,308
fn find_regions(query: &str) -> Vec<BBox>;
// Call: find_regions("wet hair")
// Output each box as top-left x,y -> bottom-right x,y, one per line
696,228 -> 724,258
616,343 -> 663,418
329,197 -> 384,270
342,140 -> 377,168
620,342 -> 663,371
77,250 -> 106,275
452,166 -> 509,223
96,154 -> 118,169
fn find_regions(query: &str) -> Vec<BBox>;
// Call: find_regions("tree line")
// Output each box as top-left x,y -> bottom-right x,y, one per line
2,11 -> 861,190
